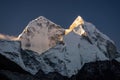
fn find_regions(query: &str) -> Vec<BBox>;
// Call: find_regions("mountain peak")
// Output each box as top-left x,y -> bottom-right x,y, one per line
37,16 -> 46,19
34,16 -> 48,21
65,16 -> 84,35
0,16 -> 120,78
18,16 -> 64,54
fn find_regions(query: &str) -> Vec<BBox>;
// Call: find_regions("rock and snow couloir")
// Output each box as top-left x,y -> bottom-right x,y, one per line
0,16 -> 119,77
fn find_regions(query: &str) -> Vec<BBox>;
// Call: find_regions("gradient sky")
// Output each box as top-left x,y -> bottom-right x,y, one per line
0,0 -> 120,50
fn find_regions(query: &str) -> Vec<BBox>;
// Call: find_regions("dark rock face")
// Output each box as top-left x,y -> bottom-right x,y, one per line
1,55 -> 120,80
0,72 -> 9,80
0,70 -> 37,80
106,41 -> 118,59
0,53 -> 33,80
35,71 -> 68,80
72,60 -> 120,80
34,60 -> 120,80
0,54 -> 28,74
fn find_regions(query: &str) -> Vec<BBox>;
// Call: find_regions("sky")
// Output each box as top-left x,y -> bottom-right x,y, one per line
0,0 -> 120,50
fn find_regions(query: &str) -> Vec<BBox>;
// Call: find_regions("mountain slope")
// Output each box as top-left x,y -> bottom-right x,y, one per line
0,16 -> 119,79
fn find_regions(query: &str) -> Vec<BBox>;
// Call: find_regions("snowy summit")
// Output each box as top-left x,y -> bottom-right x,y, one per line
18,16 -> 65,54
0,16 -> 119,78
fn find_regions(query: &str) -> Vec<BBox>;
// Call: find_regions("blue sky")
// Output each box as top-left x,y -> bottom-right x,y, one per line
0,0 -> 120,50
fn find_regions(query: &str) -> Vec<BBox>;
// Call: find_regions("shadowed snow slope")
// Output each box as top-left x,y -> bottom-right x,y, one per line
0,16 -> 119,77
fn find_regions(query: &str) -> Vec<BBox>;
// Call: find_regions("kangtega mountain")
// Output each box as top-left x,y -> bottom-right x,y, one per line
0,16 -> 120,80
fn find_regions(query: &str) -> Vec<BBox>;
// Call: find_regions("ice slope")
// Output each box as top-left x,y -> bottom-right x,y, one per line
0,16 -> 119,77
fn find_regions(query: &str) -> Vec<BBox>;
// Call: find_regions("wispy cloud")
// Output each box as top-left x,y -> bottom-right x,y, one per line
0,34 -> 19,41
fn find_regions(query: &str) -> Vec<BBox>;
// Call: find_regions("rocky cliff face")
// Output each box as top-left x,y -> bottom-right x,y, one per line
0,16 -> 120,80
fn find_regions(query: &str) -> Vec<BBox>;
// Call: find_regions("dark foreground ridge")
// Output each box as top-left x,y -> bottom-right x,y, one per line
0,55 -> 120,80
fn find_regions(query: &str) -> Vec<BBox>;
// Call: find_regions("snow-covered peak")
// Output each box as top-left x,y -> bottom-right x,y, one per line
65,16 -> 84,35
36,16 -> 118,77
16,16 -> 118,76
0,16 -> 119,78
70,18 -> 117,59
18,16 -> 65,54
